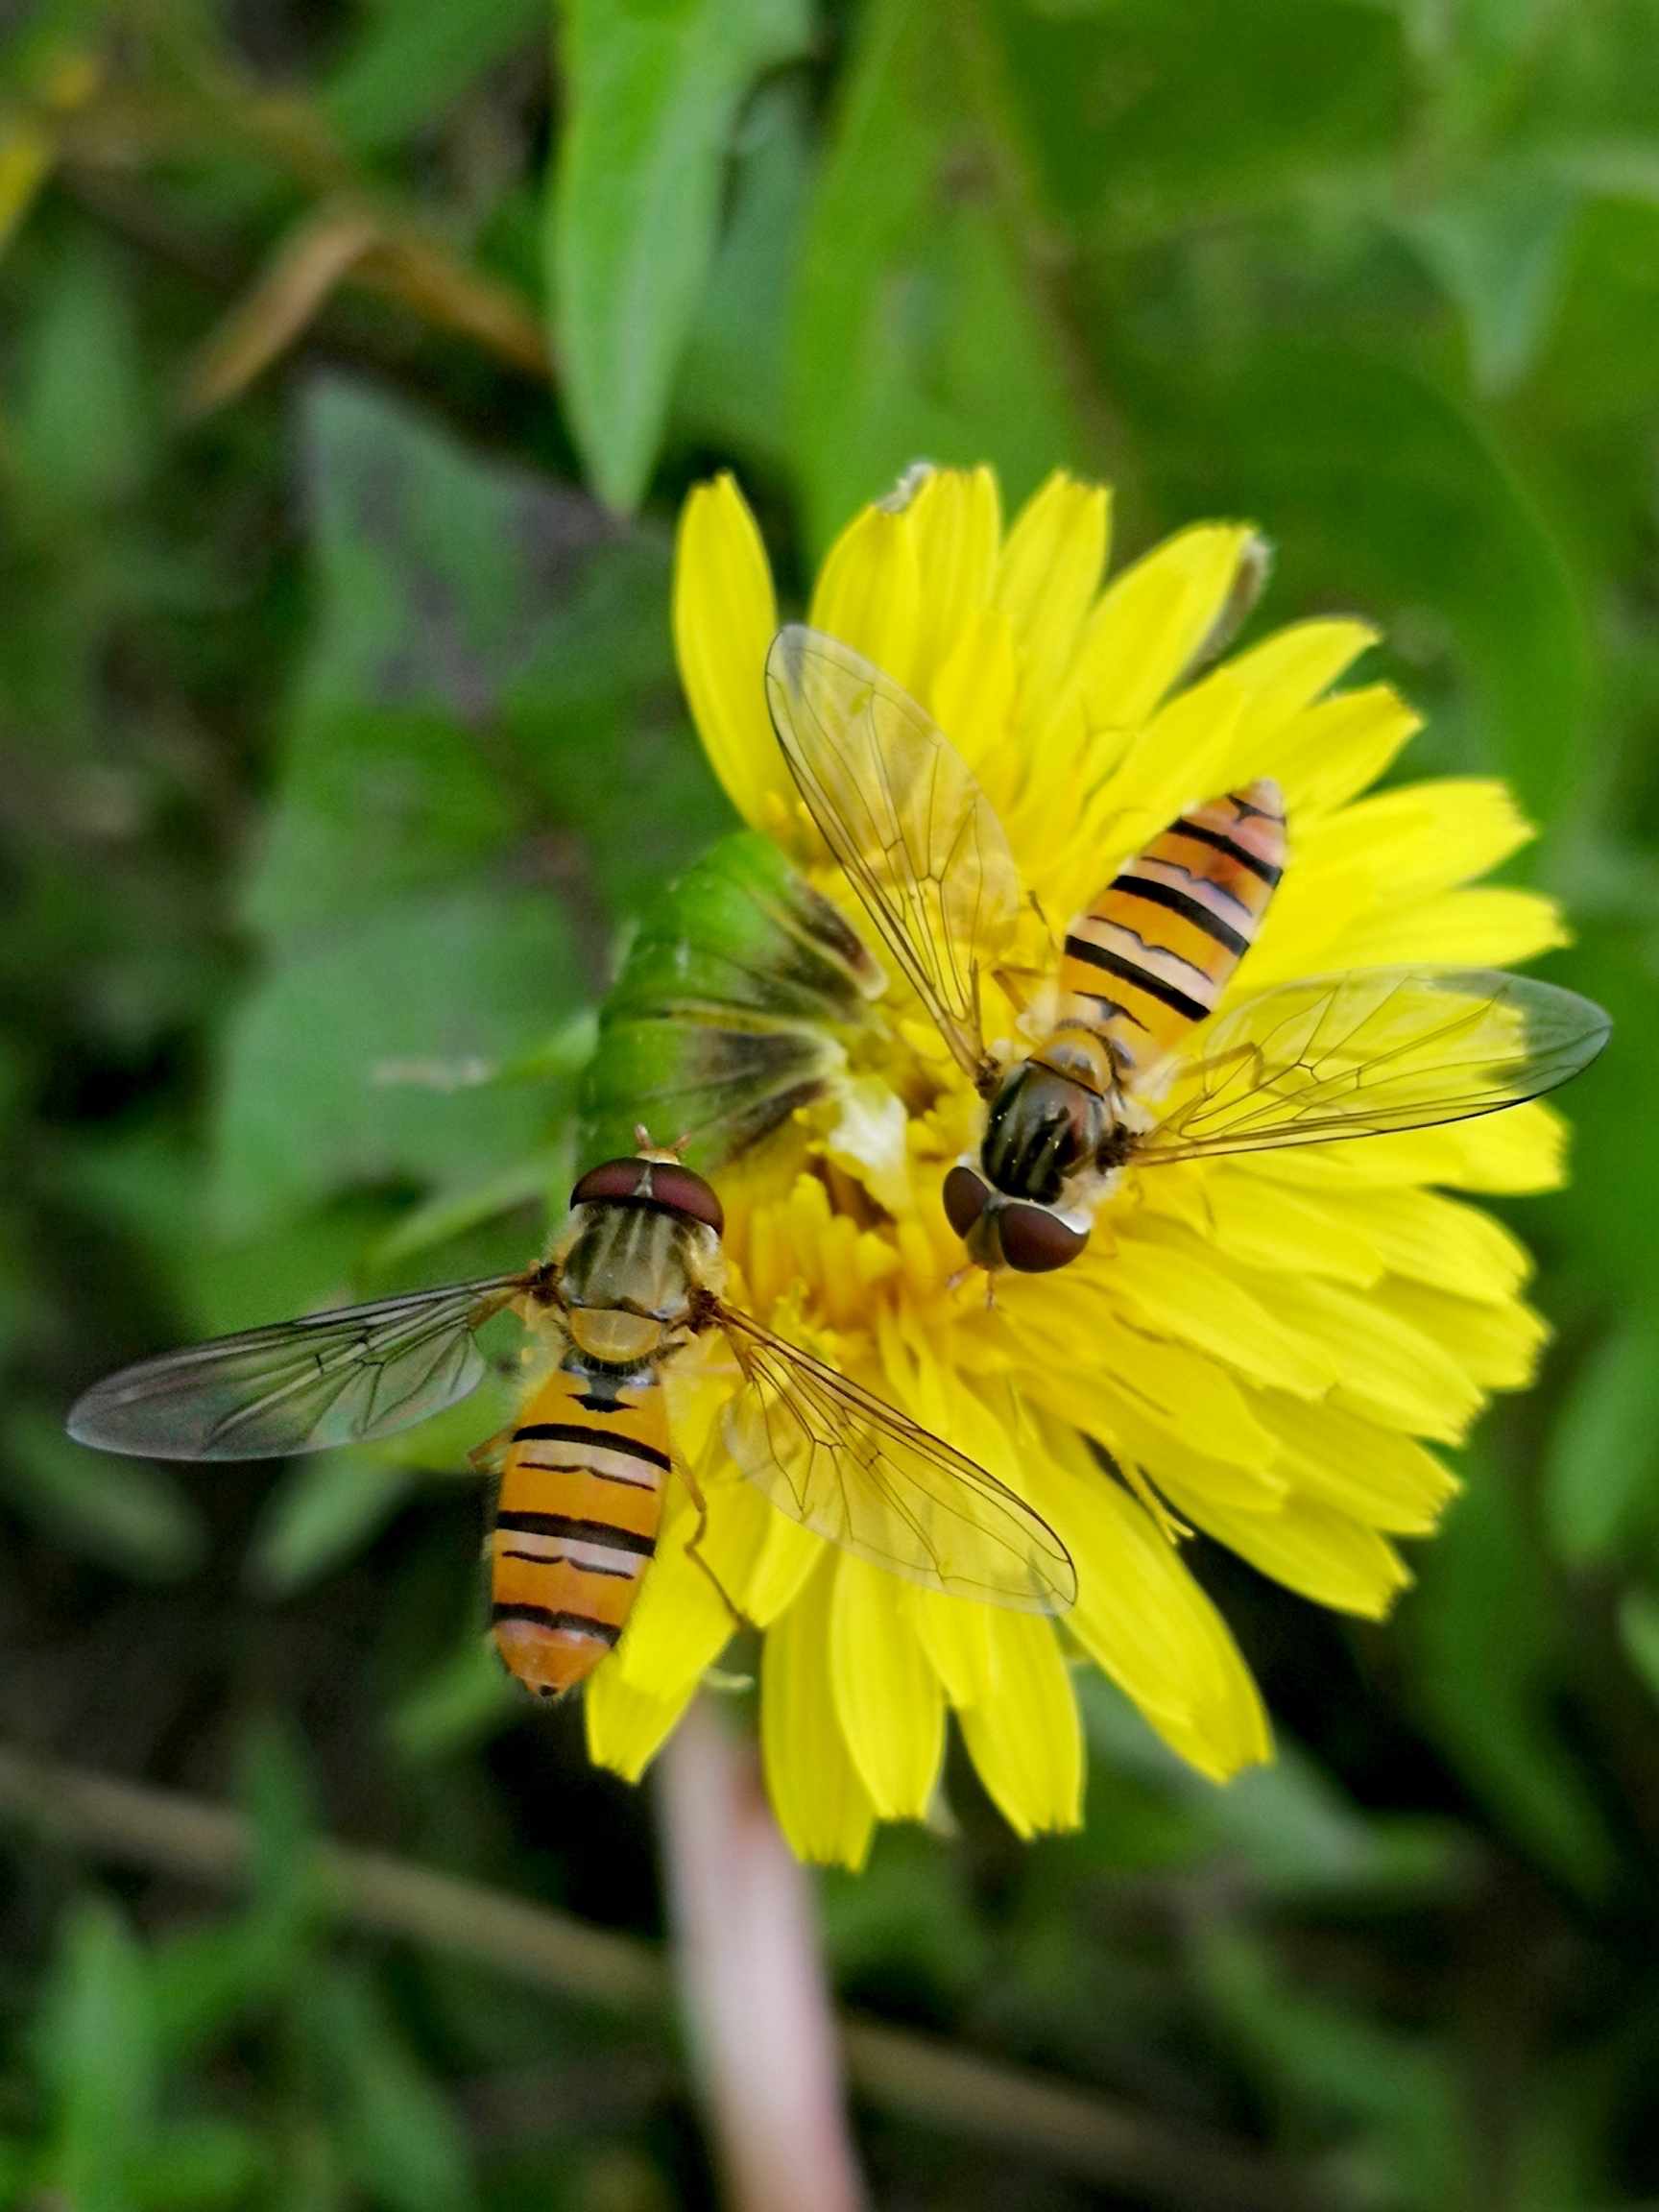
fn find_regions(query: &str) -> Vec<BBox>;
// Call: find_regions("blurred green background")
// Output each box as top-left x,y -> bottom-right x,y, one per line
1,0 -> 1657,2205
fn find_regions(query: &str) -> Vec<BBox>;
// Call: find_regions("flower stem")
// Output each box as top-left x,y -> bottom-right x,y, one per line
659,1696 -> 870,2212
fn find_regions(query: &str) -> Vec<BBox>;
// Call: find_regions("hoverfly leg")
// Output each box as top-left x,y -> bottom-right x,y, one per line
675,1452 -> 743,1624
468,1423 -> 515,1477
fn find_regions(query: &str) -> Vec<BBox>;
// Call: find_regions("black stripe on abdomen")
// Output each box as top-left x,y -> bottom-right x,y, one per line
1112,874 -> 1250,956
492,1601 -> 621,1644
496,1509 -> 656,1556
1167,819 -> 1283,885
511,1422 -> 671,1472
1063,936 -> 1210,1022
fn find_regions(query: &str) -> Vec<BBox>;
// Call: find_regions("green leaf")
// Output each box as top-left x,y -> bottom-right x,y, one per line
17,235 -> 149,513
212,885 -> 581,1235
1543,1310 -> 1659,1565
387,1632 -> 518,1767
1140,342 -> 1589,823
36,1901 -> 156,2212
674,77 -> 813,469
321,0 -> 546,153
549,0 -> 809,511
313,1968 -> 474,2212
0,1406 -> 205,1581
1406,1448 -> 1616,1898
245,1451 -> 426,1599
790,0 -> 1086,552
129,2120 -> 264,2209
1405,164 -> 1582,394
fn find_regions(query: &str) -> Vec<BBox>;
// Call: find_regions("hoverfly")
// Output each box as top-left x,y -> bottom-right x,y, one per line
764,626 -> 1612,1272
67,1145 -> 1075,1695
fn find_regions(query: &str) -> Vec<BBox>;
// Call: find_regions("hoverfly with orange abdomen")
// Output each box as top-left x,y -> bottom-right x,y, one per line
67,1143 -> 1076,1697
764,625 -> 1612,1273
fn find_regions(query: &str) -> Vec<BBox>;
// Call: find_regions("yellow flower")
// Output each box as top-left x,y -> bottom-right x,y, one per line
585,464 -> 1569,1867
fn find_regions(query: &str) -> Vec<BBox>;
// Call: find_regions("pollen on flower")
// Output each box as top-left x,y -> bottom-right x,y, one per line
584,461 -> 1575,1870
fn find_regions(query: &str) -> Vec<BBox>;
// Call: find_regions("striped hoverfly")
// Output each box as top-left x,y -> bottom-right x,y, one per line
765,625 -> 1613,1273
67,1144 -> 1075,1696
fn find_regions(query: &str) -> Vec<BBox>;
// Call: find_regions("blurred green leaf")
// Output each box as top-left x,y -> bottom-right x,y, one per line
246,1449 -> 426,1599
1407,1449 -> 1616,1898
1405,164 -> 1582,394
1143,343 -> 1589,821
315,1966 -> 474,2212
321,0 -> 545,153
1543,1310 -> 1659,1565
36,1899 -> 156,2212
674,77 -> 812,469
387,1631 -> 517,1767
0,1405 -> 205,1580
16,233 -> 148,513
212,887 -> 580,1234
549,0 -> 809,511
791,0 -> 1085,550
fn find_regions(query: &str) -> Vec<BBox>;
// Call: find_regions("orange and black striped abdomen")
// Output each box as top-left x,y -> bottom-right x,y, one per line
1058,780 -> 1286,1080
491,1365 -> 669,1696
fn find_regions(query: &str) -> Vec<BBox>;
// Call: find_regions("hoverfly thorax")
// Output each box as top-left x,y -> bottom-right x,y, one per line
980,1055 -> 1114,1207
556,1155 -> 729,1368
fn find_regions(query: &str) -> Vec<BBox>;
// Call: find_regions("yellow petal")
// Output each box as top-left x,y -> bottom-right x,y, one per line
1028,1421 -> 1271,1781
808,502 -> 922,689
1318,886 -> 1567,970
1230,1265 -> 1483,1440
1333,1188 -> 1530,1303
614,1483 -> 740,1694
586,1663 -> 702,1783
1009,1286 -> 1278,1469
1264,685 -> 1422,817
995,471 -> 1110,724
760,1555 -> 877,1868
1162,1481 -> 1410,1619
906,467 -> 1001,701
911,1585 -> 997,1707
1378,1279 -> 1549,1392
1074,667 -> 1246,877
1107,1217 -> 1335,1398
672,475 -> 788,838
829,1557 -> 945,1819
1064,521 -> 1262,737
1446,1099 -> 1567,1192
1225,618 -> 1380,742
1293,780 -> 1532,902
1153,1165 -> 1382,1288
956,1611 -> 1083,1838
931,608 -> 1019,785
1250,1388 -> 1458,1535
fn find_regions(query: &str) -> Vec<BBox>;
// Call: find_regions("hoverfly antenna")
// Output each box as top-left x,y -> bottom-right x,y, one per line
633,1123 -> 654,1152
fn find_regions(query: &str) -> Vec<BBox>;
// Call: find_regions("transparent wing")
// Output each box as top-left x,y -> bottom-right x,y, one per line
66,1274 -> 533,1461
1133,968 -> 1611,1166
765,625 -> 1022,1088
716,1304 -> 1075,1614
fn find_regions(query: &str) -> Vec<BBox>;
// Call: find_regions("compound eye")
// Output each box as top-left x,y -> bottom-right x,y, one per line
997,1202 -> 1089,1274
943,1163 -> 991,1238
644,1162 -> 725,1235
570,1158 -> 648,1209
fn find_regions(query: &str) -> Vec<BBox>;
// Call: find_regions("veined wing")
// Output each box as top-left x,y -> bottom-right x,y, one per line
66,1274 -> 534,1461
765,625 -> 1022,1089
716,1304 -> 1075,1614
1132,968 -> 1611,1166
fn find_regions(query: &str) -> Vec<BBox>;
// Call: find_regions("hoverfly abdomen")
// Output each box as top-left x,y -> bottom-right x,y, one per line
492,1364 -> 671,1696
1059,780 -> 1286,1080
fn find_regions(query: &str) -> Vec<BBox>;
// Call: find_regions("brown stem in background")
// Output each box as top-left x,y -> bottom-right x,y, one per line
659,1698 -> 870,2212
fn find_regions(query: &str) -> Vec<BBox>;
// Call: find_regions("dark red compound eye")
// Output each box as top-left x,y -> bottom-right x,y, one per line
996,1202 -> 1090,1274
642,1162 -> 724,1234
942,1163 -> 991,1238
570,1158 -> 650,1208
569,1157 -> 725,1235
